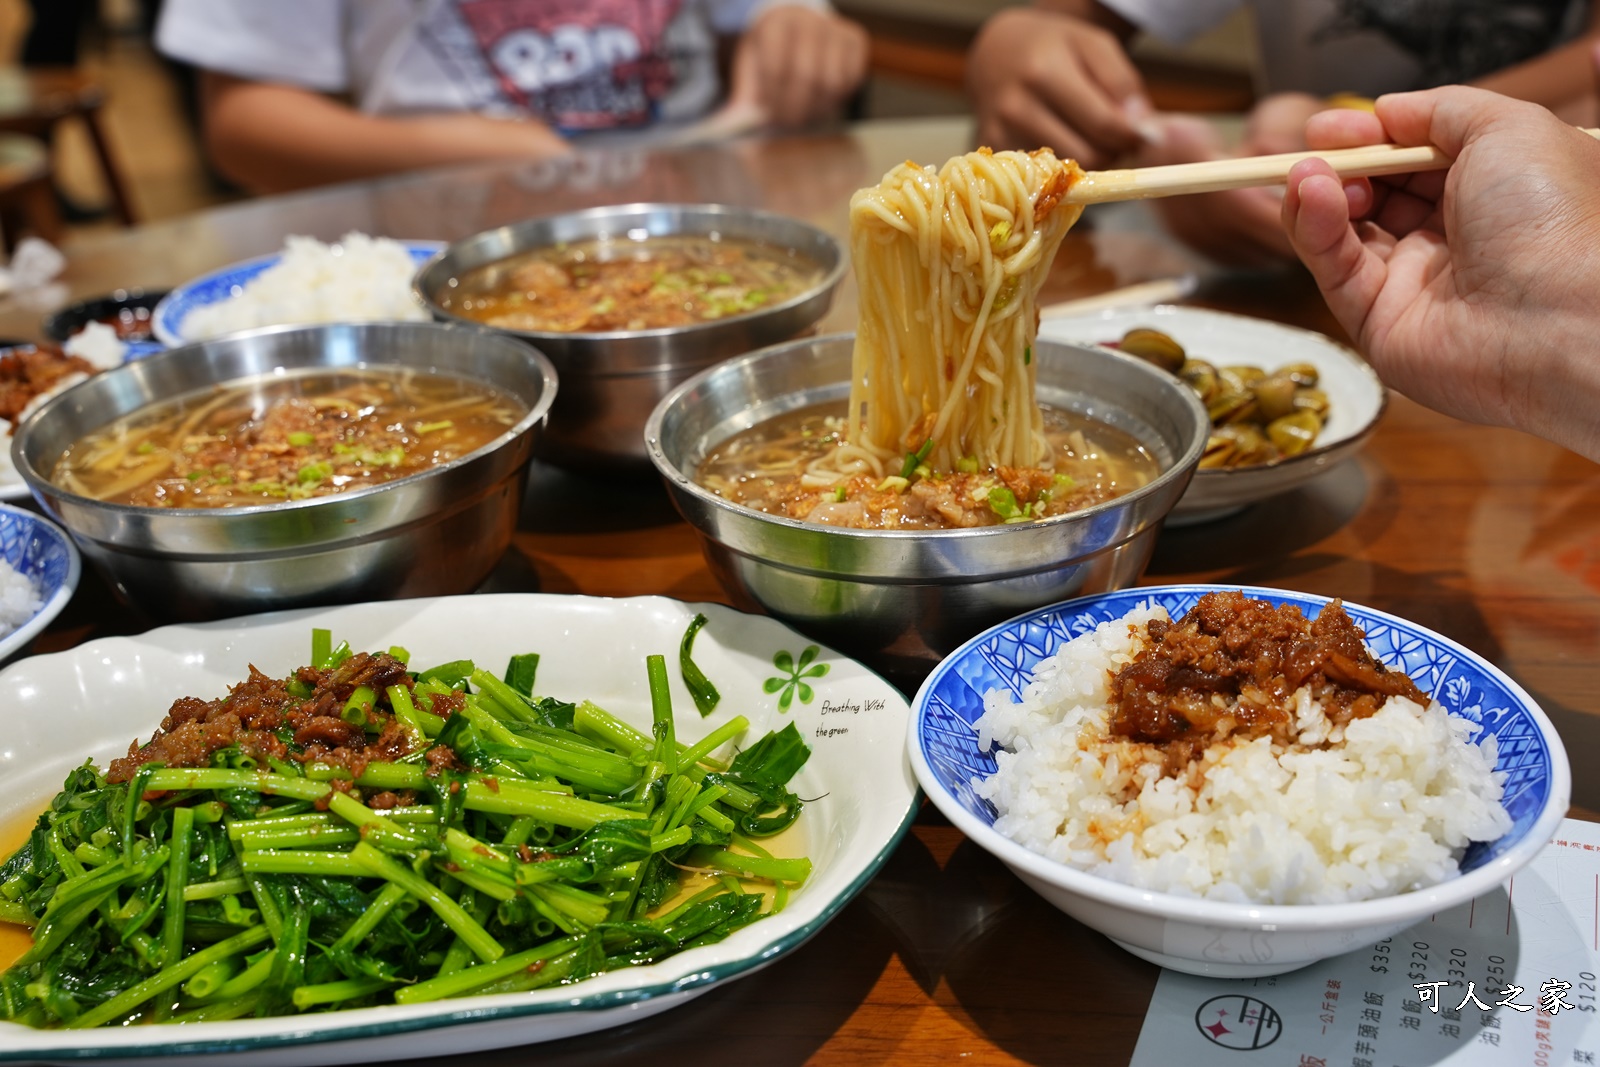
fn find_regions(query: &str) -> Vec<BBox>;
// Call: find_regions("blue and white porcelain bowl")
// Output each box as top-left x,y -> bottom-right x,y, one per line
152,241 -> 444,347
910,584 -> 1571,977
0,503 -> 80,662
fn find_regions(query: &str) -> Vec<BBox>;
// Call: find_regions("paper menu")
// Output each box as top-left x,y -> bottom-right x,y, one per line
1131,818 -> 1600,1067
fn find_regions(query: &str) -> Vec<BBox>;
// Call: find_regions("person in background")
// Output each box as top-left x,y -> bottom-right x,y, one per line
155,0 -> 869,195
967,0 -> 1600,265
1280,84 -> 1600,463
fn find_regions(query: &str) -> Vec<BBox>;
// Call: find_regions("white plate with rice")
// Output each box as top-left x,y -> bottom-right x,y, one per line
152,234 -> 443,348
911,584 -> 1570,977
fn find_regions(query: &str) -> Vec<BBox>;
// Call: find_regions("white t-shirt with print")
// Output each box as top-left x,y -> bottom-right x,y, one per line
157,0 -> 825,134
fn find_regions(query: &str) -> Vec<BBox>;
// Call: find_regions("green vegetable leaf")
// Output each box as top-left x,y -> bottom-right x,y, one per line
678,614 -> 721,717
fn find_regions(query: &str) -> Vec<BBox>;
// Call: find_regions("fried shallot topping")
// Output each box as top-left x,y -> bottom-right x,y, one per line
107,651 -> 420,783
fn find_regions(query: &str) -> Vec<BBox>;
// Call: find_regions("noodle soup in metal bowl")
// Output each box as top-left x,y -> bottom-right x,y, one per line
698,403 -> 1161,530
52,367 -> 527,508
645,334 -> 1209,684
13,322 -> 557,622
416,204 -> 845,475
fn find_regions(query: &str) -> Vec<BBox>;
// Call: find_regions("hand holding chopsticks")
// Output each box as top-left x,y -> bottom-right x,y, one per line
1065,128 -> 1600,205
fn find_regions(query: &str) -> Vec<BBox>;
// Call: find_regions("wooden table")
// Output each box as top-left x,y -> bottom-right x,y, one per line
6,116 -> 1598,1065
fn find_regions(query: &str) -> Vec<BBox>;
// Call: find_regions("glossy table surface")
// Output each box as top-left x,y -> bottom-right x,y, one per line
4,116 -> 1598,1065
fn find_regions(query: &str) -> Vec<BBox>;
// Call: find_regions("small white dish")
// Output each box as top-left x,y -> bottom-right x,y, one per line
1039,305 -> 1386,523
0,594 -> 916,1065
0,503 -> 78,661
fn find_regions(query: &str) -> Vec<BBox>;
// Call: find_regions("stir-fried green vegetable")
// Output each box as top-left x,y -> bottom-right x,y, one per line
0,633 -> 811,1028
678,613 -> 720,718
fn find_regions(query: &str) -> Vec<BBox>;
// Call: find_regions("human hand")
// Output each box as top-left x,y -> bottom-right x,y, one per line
1137,108 -> 1302,267
967,7 -> 1148,169
1281,86 -> 1600,460
727,5 -> 869,129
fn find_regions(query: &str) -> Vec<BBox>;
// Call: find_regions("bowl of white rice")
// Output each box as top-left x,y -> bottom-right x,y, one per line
0,503 -> 79,662
151,233 -> 440,347
910,584 -> 1570,977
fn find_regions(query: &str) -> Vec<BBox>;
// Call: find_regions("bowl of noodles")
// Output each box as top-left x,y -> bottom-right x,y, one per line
646,149 -> 1209,682
415,203 -> 846,475
11,321 -> 557,622
647,333 -> 1206,682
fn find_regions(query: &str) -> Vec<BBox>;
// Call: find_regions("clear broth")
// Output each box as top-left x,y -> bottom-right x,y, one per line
439,234 -> 824,333
52,366 -> 526,508
699,401 -> 1160,530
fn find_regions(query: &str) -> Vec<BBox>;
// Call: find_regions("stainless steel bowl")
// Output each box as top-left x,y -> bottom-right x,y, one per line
646,334 -> 1209,682
415,203 -> 845,474
13,322 -> 557,622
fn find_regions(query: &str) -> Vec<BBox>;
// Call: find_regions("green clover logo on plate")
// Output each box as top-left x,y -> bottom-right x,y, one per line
764,646 -> 829,711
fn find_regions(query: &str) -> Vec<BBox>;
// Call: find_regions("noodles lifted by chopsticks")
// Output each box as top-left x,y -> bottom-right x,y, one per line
835,148 -> 1083,478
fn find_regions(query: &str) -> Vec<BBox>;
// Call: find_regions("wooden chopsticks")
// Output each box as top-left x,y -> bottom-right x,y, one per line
1065,128 -> 1600,205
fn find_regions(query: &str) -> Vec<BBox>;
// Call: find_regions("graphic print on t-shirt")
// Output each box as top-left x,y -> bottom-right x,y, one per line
1316,0 -> 1578,86
455,0 -> 686,130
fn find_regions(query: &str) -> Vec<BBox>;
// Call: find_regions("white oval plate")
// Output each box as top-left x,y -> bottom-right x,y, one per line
1039,305 -> 1386,523
0,594 -> 916,1065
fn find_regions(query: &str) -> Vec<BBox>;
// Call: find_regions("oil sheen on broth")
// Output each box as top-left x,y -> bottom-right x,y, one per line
437,234 -> 823,333
699,402 -> 1159,530
0,806 -> 37,971
51,367 -> 526,507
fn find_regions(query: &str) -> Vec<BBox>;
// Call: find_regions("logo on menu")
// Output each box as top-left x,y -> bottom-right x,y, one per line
456,0 -> 684,130
1195,994 -> 1284,1050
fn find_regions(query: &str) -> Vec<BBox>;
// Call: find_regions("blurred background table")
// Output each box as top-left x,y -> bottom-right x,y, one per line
3,116 -> 1597,1066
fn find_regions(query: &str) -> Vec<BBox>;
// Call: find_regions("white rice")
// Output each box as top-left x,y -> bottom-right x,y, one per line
973,603 -> 1512,905
181,232 -> 430,342
0,557 -> 41,636
63,321 -> 129,369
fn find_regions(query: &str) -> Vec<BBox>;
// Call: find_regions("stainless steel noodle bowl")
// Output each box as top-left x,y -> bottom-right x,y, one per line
12,321 -> 557,622
645,334 -> 1209,683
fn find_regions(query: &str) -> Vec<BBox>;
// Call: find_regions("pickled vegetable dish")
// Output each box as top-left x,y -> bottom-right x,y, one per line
0,629 -> 811,1027
438,235 -> 824,333
1111,327 -> 1330,468
51,367 -> 526,507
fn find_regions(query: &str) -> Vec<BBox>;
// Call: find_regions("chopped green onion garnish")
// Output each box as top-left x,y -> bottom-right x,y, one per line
899,437 -> 935,480
986,485 -> 1022,521
287,431 -> 314,447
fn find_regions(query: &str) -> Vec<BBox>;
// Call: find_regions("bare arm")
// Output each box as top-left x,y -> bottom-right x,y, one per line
199,72 -> 572,195
1474,33 -> 1600,118
967,0 -> 1147,168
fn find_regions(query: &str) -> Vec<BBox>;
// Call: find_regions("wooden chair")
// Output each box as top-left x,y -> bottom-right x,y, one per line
0,66 -> 136,226
0,132 -> 63,251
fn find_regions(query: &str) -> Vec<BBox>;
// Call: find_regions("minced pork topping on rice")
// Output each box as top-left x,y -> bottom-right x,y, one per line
974,594 -> 1511,905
